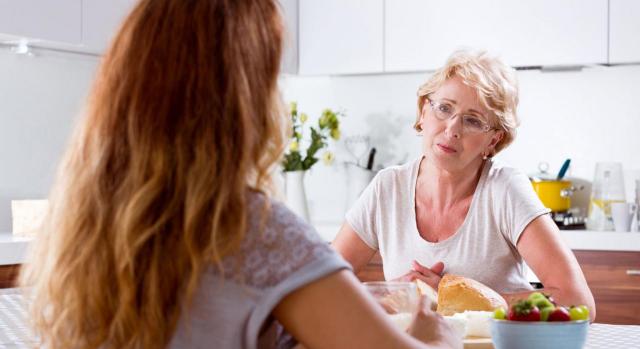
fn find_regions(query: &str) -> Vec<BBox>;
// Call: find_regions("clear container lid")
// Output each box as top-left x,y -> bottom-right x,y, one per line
529,162 -> 560,182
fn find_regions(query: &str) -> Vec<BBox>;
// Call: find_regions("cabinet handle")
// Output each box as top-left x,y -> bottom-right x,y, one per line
627,270 -> 640,276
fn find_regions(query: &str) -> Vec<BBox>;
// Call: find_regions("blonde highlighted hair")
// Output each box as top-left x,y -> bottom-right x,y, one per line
19,0 -> 287,348
415,50 -> 519,154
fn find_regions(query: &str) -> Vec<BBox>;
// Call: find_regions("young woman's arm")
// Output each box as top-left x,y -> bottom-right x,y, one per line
273,269 -> 461,349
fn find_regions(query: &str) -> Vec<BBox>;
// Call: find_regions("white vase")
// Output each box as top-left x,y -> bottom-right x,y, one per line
284,170 -> 310,222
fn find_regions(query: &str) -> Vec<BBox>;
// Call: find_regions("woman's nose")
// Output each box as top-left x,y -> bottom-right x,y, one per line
444,115 -> 462,139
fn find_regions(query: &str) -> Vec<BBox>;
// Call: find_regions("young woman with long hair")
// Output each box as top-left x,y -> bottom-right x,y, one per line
20,1 -> 459,348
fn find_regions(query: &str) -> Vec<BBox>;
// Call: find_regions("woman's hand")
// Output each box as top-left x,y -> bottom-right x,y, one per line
407,296 -> 462,349
393,260 -> 444,290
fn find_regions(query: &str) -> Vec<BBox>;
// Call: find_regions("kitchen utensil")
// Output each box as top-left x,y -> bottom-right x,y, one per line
345,162 -> 375,211
344,135 -> 370,167
586,162 -> 626,231
556,158 -> 571,180
611,202 -> 637,232
363,281 -> 418,330
366,147 -> 377,170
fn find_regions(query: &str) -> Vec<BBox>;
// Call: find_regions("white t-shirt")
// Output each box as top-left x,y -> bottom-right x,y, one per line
346,157 -> 550,293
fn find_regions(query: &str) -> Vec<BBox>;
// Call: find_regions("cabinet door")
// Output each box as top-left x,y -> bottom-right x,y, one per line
82,0 -> 137,54
298,0 -> 383,75
0,0 -> 81,44
279,0 -> 298,74
574,250 -> 640,325
609,0 -> 640,64
385,0 -> 607,72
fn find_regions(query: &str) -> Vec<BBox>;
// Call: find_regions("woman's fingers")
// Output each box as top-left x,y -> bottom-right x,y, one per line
392,271 -> 423,282
412,260 -> 445,276
429,261 -> 445,275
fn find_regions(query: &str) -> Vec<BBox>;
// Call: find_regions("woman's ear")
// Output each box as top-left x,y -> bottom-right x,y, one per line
489,129 -> 504,148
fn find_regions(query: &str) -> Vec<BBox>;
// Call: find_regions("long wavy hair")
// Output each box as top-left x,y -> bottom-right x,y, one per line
19,0 -> 286,347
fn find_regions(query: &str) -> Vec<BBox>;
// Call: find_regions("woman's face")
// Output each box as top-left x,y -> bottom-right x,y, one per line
419,76 -> 504,173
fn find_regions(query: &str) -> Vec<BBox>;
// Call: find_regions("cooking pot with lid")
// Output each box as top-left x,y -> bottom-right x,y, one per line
530,162 -> 581,212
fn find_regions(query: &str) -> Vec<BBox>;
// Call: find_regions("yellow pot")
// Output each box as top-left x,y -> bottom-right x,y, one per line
530,180 -> 573,212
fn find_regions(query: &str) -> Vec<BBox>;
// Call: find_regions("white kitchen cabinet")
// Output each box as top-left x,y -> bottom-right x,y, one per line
279,0 -> 298,74
81,0 -> 137,53
298,0 -> 383,75
609,0 -> 640,64
0,0 -> 81,44
384,0 -> 608,72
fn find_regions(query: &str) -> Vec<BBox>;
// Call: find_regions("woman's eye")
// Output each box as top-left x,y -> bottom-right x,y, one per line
464,116 -> 484,128
438,104 -> 452,113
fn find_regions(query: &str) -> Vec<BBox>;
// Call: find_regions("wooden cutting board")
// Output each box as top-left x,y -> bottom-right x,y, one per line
463,337 -> 493,349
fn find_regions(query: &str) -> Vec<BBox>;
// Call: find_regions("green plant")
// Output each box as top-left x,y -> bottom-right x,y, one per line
282,102 -> 342,172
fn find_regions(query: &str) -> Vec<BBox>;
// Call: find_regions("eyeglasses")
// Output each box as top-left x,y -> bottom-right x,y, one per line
427,99 -> 496,134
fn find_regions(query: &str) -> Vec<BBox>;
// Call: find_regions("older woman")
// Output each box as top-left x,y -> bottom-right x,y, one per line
333,50 -> 595,320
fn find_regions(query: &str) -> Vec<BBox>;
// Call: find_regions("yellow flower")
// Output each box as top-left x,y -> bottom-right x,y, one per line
330,128 -> 341,140
289,141 -> 299,152
322,151 -> 335,165
290,101 -> 297,115
300,113 -> 308,123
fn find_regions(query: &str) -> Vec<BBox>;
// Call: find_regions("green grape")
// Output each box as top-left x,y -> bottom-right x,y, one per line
540,306 -> 555,321
569,306 -> 589,321
533,297 -> 554,310
494,307 -> 506,320
527,292 -> 546,301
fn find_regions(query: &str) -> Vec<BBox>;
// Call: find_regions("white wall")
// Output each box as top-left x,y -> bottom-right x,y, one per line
280,64 -> 640,224
0,51 -> 98,231
1,49 -> 639,231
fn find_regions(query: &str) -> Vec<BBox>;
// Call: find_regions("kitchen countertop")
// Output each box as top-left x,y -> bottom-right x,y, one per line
1,227 -> 639,266
0,234 -> 30,266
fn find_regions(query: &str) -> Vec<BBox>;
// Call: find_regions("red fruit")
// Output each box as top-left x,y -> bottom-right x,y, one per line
548,306 -> 571,321
507,300 -> 541,321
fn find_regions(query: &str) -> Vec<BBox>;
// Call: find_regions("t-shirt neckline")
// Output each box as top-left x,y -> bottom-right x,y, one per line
410,156 -> 491,247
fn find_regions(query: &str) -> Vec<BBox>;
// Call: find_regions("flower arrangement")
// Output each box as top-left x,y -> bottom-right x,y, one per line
282,102 -> 342,172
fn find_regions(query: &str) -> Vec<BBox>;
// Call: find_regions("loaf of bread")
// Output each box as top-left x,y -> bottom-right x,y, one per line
436,274 -> 507,316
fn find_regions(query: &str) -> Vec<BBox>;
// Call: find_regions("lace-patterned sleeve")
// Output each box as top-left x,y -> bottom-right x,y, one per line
231,195 -> 346,288
239,194 -> 351,348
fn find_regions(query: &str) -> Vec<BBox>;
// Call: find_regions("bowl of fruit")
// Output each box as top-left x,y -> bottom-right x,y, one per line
491,292 -> 590,349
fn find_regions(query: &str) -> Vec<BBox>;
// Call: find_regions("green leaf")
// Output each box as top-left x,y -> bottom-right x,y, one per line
283,151 -> 303,171
302,156 -> 319,170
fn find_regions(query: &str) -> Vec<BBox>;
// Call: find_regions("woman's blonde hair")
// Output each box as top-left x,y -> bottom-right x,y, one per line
19,0 -> 286,348
415,50 -> 519,155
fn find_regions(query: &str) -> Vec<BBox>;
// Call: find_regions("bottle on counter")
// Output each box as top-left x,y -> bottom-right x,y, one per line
586,162 -> 625,231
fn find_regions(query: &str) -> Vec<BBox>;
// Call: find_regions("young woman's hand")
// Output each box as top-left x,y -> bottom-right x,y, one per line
407,296 -> 462,349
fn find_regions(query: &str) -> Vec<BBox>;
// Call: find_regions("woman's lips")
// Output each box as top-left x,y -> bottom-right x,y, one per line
437,143 -> 457,153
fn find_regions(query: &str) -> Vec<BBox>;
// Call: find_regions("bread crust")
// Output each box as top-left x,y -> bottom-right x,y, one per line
436,274 -> 507,316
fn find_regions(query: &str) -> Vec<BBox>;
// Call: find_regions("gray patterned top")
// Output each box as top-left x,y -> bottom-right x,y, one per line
0,288 -> 35,348
168,191 -> 350,349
